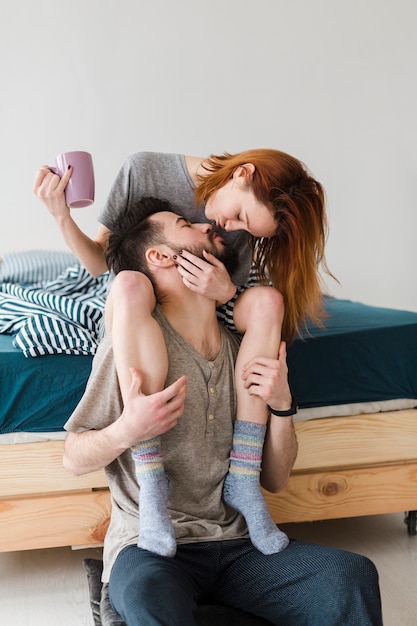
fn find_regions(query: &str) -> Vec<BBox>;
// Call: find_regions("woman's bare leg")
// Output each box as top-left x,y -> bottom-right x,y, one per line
106,271 -> 175,556
223,286 -> 289,554
105,270 -> 168,400
233,286 -> 284,425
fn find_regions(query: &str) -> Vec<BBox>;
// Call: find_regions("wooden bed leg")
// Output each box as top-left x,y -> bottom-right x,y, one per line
404,511 -> 417,536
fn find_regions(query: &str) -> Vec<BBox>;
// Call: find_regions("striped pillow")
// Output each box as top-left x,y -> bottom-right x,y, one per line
0,250 -> 77,284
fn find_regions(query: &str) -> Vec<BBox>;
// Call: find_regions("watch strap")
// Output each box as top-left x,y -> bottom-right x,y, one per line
268,396 -> 298,417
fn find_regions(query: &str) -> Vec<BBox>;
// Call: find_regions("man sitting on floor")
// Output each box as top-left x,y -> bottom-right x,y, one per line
64,199 -> 382,625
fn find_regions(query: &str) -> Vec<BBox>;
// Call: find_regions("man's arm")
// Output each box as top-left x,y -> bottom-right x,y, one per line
261,415 -> 298,493
63,369 -> 187,475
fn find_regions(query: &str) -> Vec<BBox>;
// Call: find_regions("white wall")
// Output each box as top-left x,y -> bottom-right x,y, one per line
1,0 -> 416,311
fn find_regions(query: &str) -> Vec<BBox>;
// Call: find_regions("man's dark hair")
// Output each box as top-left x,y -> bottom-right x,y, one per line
106,197 -> 171,279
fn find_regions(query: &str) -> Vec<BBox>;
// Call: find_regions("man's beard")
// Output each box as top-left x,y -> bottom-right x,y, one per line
175,237 -> 239,277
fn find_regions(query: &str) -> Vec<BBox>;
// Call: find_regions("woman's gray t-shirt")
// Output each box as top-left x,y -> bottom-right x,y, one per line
99,152 -> 252,287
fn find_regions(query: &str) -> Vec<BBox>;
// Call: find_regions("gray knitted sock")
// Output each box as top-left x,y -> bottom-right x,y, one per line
131,438 -> 176,557
223,421 -> 289,554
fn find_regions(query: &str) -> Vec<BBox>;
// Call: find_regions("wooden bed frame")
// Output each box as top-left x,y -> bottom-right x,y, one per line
2,407 -> 417,552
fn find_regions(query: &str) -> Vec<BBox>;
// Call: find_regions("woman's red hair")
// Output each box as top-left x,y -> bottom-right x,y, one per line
195,149 -> 334,341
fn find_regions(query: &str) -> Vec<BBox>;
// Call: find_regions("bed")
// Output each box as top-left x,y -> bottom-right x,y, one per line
1,251 -> 417,553
268,298 -> 417,536
0,251 -> 111,551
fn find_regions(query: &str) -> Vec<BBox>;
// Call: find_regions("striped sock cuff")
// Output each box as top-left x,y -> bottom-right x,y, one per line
135,460 -> 165,478
228,421 -> 266,477
131,437 -> 164,477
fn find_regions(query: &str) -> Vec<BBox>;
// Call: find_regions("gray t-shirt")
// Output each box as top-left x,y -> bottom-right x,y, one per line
65,305 -> 249,582
99,152 -> 252,287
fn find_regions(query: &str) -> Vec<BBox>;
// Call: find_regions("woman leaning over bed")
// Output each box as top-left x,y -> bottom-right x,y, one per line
33,149 -> 332,553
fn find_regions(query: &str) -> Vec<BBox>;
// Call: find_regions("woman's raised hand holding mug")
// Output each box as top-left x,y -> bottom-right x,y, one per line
50,151 -> 95,208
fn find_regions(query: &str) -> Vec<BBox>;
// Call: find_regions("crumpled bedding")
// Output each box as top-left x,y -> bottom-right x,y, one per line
0,262 -> 109,357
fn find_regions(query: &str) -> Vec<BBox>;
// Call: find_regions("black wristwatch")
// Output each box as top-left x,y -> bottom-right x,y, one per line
268,396 -> 298,417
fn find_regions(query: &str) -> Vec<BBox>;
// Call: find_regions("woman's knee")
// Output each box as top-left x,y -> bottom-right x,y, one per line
105,271 -> 155,331
111,270 -> 153,303
234,286 -> 284,331
112,271 -> 156,317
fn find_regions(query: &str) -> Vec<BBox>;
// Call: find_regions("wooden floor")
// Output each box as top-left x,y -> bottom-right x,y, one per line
1,512 -> 416,625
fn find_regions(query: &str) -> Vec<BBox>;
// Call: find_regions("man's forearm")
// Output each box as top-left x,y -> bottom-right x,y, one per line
63,373 -> 189,476
63,423 -> 126,476
260,415 -> 298,493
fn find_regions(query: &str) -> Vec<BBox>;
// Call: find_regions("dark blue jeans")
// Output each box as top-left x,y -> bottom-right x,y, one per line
109,538 -> 382,626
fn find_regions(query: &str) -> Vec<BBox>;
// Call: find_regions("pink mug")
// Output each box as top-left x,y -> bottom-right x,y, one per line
53,151 -> 95,208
